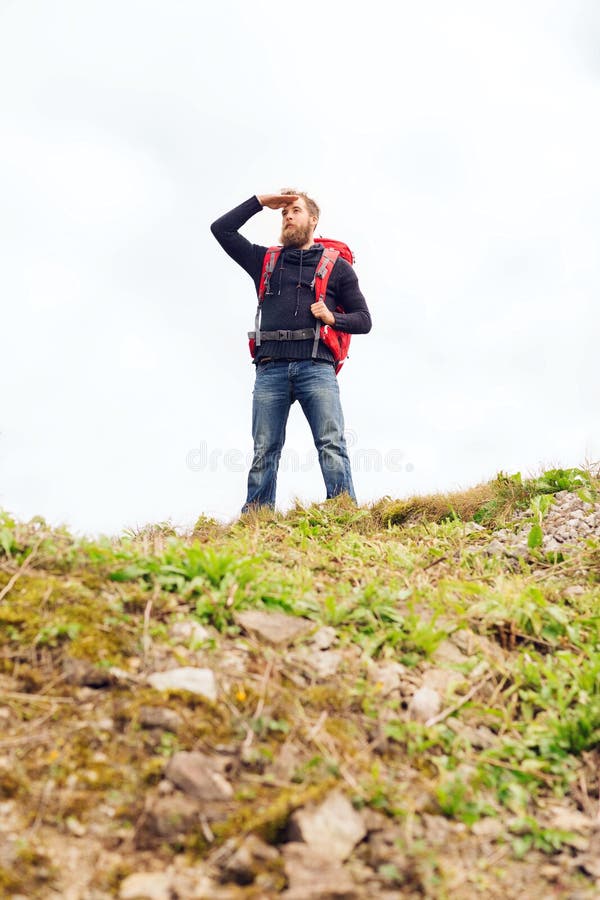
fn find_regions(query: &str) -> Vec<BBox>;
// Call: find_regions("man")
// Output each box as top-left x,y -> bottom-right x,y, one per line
210,190 -> 371,512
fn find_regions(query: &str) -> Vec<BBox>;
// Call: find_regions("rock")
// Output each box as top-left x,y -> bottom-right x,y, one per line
108,666 -> 142,684
367,661 -> 405,696
222,833 -> 280,885
360,808 -> 390,834
432,639 -> 468,665
282,842 -> 361,899
296,648 -> 343,680
65,815 -> 86,837
147,667 -> 217,700
287,790 -> 366,861
421,667 -> 465,695
464,522 -> 485,533
271,741 -> 302,781
579,856 -> 600,878
170,867 -> 237,900
235,610 -> 312,645
63,657 -> 113,688
505,542 -> 529,559
310,626 -> 338,650
449,628 -> 504,662
169,619 -> 211,645
408,687 -> 441,722
446,719 -> 496,749
486,539 -> 505,555
165,751 -> 233,801
366,828 -> 408,868
142,792 -> 200,839
547,805 -> 596,834
119,871 -> 172,900
139,706 -> 183,731
422,813 -> 466,845
471,817 -> 504,838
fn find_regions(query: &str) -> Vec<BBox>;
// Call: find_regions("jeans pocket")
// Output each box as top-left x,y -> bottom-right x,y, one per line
256,361 -> 272,373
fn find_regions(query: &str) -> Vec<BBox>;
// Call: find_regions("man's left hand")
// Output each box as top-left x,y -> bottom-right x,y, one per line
311,301 -> 335,325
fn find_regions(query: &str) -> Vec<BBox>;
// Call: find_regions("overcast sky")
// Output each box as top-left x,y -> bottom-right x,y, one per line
1,0 -> 599,536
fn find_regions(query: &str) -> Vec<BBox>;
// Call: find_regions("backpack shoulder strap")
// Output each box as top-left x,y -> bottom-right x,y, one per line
258,246 -> 283,302
311,247 -> 340,358
311,247 -> 340,302
254,246 -> 282,350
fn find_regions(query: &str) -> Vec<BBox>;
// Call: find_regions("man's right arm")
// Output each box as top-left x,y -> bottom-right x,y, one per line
210,196 -> 267,284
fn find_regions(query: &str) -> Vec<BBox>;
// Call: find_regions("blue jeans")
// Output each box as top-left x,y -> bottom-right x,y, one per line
243,360 -> 356,511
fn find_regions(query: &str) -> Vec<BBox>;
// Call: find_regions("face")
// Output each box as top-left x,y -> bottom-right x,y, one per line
279,197 -> 317,248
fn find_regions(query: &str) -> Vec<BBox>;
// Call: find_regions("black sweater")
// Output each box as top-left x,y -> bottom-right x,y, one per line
210,196 -> 371,364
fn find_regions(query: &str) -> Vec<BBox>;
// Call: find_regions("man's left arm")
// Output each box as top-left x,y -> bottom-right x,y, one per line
329,261 -> 372,334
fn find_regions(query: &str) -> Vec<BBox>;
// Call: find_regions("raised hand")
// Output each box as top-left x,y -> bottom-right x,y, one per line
257,193 -> 299,210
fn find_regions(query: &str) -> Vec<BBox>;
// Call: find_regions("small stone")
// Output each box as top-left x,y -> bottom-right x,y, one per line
422,813 -> 466,845
544,538 -> 562,552
170,619 -> 211,645
63,657 -> 113,688
505,542 -> 529,559
449,628 -> 505,663
282,842 -> 360,900
165,751 -> 233,801
171,868 -> 240,900
360,808 -> 390,833
408,687 -> 441,722
139,706 -> 183,731
96,717 -> 115,731
471,817 -> 503,838
548,805 -> 595,833
421,667 -> 465,695
366,828 -> 407,869
147,667 -> 217,701
222,833 -> 280,885
236,610 -> 312,645
580,856 -> 600,878
367,661 -> 405,696
486,539 -> 505,554
540,864 -> 562,881
287,790 -> 366,861
432,640 -> 468,665
65,815 -> 86,836
119,872 -> 172,900
109,666 -> 141,684
271,742 -> 302,781
446,720 -> 496,749
145,792 -> 200,838
297,648 -> 343,680
310,626 -> 338,650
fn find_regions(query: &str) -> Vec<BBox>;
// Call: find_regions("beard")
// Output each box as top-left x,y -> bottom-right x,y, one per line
280,220 -> 313,249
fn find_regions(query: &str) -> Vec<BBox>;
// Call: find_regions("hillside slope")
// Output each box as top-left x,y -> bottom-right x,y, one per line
1,467 -> 600,899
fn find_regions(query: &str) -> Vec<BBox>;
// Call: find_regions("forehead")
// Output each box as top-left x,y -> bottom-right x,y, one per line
284,196 -> 308,213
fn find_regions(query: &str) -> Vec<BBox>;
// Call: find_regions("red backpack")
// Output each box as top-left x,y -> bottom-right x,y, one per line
248,239 -> 354,375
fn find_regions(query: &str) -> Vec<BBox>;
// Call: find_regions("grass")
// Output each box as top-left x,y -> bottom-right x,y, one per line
0,464 -> 599,897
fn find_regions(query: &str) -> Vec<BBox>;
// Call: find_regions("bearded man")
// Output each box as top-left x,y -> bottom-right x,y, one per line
210,190 -> 372,512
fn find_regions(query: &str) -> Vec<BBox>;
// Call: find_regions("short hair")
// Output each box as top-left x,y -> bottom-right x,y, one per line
281,188 -> 320,221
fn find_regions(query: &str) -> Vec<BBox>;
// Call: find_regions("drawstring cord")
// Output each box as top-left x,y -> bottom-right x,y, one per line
277,250 -> 284,296
276,248 -> 306,317
294,249 -> 303,316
